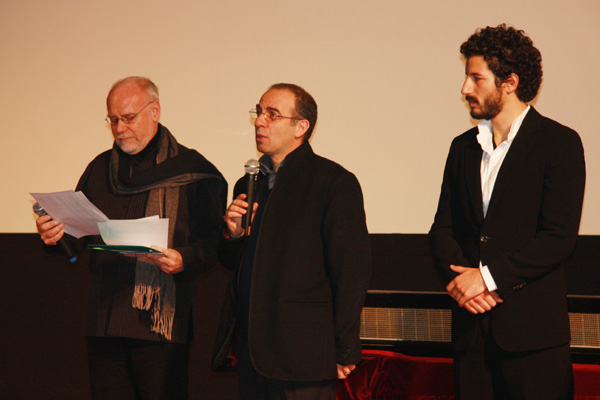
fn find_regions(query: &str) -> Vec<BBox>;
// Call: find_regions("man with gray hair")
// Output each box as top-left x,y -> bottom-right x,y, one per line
36,76 -> 226,399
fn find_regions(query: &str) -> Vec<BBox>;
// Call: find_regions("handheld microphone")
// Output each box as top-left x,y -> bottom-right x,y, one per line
241,159 -> 260,236
33,202 -> 77,263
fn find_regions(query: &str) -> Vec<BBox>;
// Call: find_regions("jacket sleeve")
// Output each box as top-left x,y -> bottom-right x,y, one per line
322,171 -> 372,366
216,176 -> 251,272
429,138 -> 473,283
176,177 -> 227,280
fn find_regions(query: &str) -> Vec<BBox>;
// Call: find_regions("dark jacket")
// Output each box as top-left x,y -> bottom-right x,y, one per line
74,126 -> 226,343
429,107 -> 586,352
213,142 -> 372,380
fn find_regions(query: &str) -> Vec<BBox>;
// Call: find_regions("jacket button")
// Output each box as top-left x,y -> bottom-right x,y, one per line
512,282 -> 527,291
480,235 -> 490,242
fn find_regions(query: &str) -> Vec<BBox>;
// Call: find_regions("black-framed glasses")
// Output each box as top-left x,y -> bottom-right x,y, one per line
105,100 -> 156,126
249,108 -> 304,123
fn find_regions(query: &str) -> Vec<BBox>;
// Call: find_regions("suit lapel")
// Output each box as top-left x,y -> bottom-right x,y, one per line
485,108 -> 541,218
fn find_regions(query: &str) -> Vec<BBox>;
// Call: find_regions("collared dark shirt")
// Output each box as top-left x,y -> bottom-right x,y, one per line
238,155 -> 278,340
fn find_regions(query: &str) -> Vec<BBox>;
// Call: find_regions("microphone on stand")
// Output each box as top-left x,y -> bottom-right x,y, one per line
33,202 -> 77,263
241,159 -> 260,236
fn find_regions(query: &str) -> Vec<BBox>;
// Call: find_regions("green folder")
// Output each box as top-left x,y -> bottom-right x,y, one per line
87,244 -> 164,255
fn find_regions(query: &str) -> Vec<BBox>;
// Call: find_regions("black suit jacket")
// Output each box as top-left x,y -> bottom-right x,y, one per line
429,107 -> 585,352
212,142 -> 372,381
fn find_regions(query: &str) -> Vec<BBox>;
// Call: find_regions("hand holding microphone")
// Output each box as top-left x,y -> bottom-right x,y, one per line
223,159 -> 260,238
33,202 -> 77,262
241,159 -> 260,236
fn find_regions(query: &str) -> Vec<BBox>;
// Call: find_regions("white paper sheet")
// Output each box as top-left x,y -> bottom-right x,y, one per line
97,216 -> 169,248
30,191 -> 169,249
30,190 -> 109,238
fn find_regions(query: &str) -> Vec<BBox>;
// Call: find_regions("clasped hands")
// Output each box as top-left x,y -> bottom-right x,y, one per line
446,265 -> 503,314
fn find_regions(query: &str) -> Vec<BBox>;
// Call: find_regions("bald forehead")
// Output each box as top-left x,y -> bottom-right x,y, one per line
260,88 -> 297,114
108,81 -> 145,102
261,88 -> 296,100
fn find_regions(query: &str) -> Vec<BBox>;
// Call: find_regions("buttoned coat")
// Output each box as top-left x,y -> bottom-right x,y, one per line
213,142 -> 372,381
429,107 -> 585,352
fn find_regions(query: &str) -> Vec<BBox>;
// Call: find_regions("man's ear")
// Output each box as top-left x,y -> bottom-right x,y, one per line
151,101 -> 161,123
294,119 -> 310,139
503,73 -> 520,95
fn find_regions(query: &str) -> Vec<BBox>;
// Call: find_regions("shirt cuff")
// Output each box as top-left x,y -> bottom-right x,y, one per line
479,261 -> 498,292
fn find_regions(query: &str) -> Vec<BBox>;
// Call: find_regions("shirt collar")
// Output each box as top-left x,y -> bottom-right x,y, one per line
477,105 -> 531,154
258,154 -> 278,189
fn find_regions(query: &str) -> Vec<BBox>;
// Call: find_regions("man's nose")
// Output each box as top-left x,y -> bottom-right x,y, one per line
255,113 -> 267,128
461,78 -> 472,96
116,119 -> 128,133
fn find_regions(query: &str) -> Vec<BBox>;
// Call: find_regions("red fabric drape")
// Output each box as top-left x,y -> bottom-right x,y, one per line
337,350 -> 455,400
336,350 -> 600,400
575,362 -> 600,399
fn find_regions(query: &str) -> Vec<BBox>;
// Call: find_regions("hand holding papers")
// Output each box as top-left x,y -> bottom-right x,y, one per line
94,216 -> 168,254
30,191 -> 109,238
30,191 -> 169,254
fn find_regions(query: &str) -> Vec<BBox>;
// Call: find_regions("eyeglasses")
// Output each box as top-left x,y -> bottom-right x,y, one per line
105,101 -> 156,126
249,108 -> 304,123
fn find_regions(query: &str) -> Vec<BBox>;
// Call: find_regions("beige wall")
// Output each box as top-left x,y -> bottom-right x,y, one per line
2,0 -> 599,234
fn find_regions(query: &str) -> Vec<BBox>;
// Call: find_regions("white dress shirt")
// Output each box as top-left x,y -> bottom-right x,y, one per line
477,105 -> 531,291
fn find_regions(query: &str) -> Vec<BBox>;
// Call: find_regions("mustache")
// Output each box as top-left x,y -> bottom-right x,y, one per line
465,96 -> 478,104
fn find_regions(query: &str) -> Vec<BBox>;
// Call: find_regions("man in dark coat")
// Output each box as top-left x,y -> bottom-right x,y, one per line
35,76 -> 226,399
429,25 -> 586,399
213,83 -> 372,399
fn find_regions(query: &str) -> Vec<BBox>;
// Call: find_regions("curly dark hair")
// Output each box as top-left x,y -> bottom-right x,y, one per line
460,24 -> 543,102
269,83 -> 318,141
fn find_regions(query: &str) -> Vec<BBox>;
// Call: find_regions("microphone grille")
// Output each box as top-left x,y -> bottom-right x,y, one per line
32,202 -> 47,217
244,159 -> 260,174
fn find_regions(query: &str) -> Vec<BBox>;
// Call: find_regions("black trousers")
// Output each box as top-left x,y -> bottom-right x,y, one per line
237,340 -> 338,400
86,336 -> 190,400
454,316 -> 574,400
